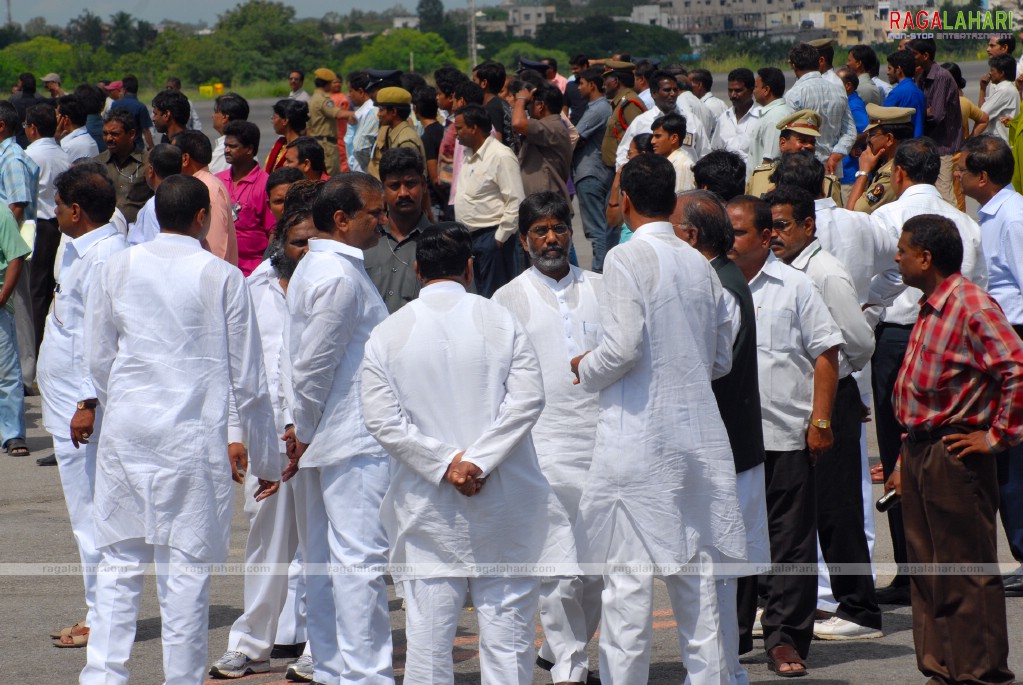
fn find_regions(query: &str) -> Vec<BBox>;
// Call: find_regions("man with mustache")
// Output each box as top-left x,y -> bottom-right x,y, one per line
364,148 -> 431,313
494,191 -> 603,685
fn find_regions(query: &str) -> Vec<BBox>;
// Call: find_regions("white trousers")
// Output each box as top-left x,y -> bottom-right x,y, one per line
80,538 -> 211,685
716,578 -> 749,685
601,548 -> 727,685
295,457 -> 393,685
53,434 -> 101,627
537,575 -> 603,681
402,576 -> 540,685
226,469 -> 304,660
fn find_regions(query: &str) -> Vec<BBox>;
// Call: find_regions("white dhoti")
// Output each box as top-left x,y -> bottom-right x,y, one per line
80,538 -> 211,685
537,575 -> 603,682
295,456 -> 393,685
54,435 -> 101,628
402,576 -> 540,685
226,469 -> 303,660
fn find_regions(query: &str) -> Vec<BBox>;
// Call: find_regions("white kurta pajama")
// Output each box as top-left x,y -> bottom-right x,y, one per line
574,222 -> 747,685
224,259 -> 306,661
360,280 -> 578,685
81,232 -> 280,685
494,266 -> 604,683
286,238 -> 393,685
37,224 -> 127,633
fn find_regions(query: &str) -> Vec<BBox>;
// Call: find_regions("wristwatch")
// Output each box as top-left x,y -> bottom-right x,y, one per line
854,170 -> 870,178
812,418 -> 831,429
77,399 -> 98,410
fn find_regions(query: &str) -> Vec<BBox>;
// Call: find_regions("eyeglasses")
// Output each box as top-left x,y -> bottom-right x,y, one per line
771,219 -> 797,233
528,223 -> 570,238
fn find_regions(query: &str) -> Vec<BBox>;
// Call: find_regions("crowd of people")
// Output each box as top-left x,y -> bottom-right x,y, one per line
2,32 -> 1023,685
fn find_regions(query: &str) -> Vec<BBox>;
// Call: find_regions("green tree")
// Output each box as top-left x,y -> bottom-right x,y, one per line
0,23 -> 27,50
24,17 -> 62,38
535,17 -> 689,61
0,36 -> 74,87
66,10 -> 104,48
417,0 -> 445,33
341,29 -> 464,75
492,42 -> 569,73
108,11 -> 137,55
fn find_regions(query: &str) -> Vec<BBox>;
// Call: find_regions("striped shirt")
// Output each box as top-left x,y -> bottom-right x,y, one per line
784,71 -> 857,159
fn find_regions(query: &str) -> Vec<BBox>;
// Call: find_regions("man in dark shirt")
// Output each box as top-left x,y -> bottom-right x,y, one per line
110,74 -> 154,151
11,73 -> 47,148
473,60 -> 511,148
908,38 -> 963,205
564,54 -> 590,124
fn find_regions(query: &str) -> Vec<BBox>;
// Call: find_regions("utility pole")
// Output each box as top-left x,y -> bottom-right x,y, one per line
468,0 -> 478,68
5,0 -> 12,26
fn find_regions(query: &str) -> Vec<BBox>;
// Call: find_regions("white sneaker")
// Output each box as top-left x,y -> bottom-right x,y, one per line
752,607 -> 764,637
286,654 -> 314,682
209,650 -> 271,678
813,615 -> 883,641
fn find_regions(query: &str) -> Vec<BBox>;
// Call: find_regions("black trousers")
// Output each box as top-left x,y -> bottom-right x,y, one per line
470,226 -> 516,299
871,322 -> 912,585
29,217 -> 60,353
816,375 -> 881,629
762,448 -> 816,659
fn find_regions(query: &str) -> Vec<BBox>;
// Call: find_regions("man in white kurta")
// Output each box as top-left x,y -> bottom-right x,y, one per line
494,192 -> 603,684
361,221 -> 577,685
37,167 -> 127,647
282,173 -> 393,685
570,154 -> 747,685
81,175 -> 280,685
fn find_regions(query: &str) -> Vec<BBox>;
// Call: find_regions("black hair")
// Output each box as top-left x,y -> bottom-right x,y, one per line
764,184 -> 816,223
961,134 -> 1015,187
102,108 -> 137,133
284,179 -> 325,215
433,66 -> 467,96
402,73 -> 427,94
166,76 -> 183,89
0,100 -> 17,133
838,68 -> 859,90
266,166 -> 304,193
994,35 -> 1017,54
990,53 -> 1017,81
788,43 -> 819,72
649,70 -> 678,90
678,190 -> 734,257
289,69 -> 305,81
757,67 -> 786,98
570,54 -> 589,68
122,75 -> 140,94
727,68 -> 755,90
889,51 -> 917,80
894,137 -> 941,184
18,72 -> 36,95
453,80 -> 485,106
272,99 -> 309,133
270,209 -> 314,280
473,60 -> 507,95
651,112 -> 687,140
902,214 -> 963,276
74,84 -> 106,115
693,150 -> 747,202
541,56 -> 559,73
214,93 -> 250,121
415,222 -> 473,281
56,95 -> 87,127
770,150 -> 825,196
312,173 -> 381,233
171,130 -> 213,166
533,84 -> 563,113
155,174 -> 210,232
849,45 -> 879,74
348,71 -> 372,92
380,147 -> 425,182
413,86 -> 439,119
519,69 -> 545,90
632,133 -> 654,154
689,68 -> 713,91
578,68 -> 604,92
224,120 -> 260,156
26,103 -> 57,138
636,60 -> 657,84
518,191 -> 571,235
379,102 -> 412,121
621,154 -> 676,217
908,38 -> 937,61
285,136 -> 325,175
453,104 -> 490,131
148,143 -> 183,179
816,42 -> 835,68
151,90 -> 191,126
941,62 -> 967,90
54,165 -> 116,224
607,69 -> 635,89
727,194 -> 773,232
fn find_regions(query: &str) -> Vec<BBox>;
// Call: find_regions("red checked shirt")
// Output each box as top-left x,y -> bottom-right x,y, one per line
894,273 -> 1023,451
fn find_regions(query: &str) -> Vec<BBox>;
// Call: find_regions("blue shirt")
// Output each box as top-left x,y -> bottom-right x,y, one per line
111,93 -> 154,148
884,78 -> 926,138
0,136 -> 39,221
978,186 -> 1023,324
841,92 -> 869,184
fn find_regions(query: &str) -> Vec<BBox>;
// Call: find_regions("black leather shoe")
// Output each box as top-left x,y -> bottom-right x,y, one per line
1004,574 -> 1023,597
536,656 -> 554,671
36,454 -> 57,466
876,583 -> 911,605
271,642 -> 306,659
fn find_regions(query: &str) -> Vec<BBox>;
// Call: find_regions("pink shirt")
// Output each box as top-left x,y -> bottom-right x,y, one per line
216,165 -> 274,276
194,167 -> 239,267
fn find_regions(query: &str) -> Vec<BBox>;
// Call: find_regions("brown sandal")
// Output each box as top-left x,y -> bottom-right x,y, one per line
767,644 -> 807,678
53,628 -> 89,648
49,621 -> 86,639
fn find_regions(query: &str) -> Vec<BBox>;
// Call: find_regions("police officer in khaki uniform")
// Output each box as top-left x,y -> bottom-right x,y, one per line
847,104 -> 916,213
600,61 -> 645,168
367,87 -> 426,180
747,109 -> 843,204
308,67 -> 354,176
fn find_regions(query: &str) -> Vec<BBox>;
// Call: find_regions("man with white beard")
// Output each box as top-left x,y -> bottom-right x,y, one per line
361,222 -> 577,684
494,192 -> 603,684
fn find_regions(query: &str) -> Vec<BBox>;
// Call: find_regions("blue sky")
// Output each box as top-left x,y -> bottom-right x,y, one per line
18,0 -> 499,27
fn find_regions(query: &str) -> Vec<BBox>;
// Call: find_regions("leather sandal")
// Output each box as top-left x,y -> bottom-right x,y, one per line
49,621 -> 86,639
767,644 -> 807,678
53,629 -> 89,648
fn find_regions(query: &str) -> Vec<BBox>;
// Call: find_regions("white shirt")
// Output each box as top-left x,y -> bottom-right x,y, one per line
246,259 -> 289,438
37,224 -> 127,434
749,254 -> 845,452
494,266 -> 603,516
286,238 -> 389,468
187,102 -> 203,132
813,197 -> 889,304
576,222 -> 746,568
700,93 -> 729,126
454,136 -> 525,244
668,148 -> 696,192
678,91 -> 715,142
788,239 -> 875,378
209,135 -> 228,175
822,69 -> 843,88
638,88 -> 654,110
747,98 -> 794,175
126,196 -> 159,246
289,89 -> 311,103
873,76 -> 894,99
60,126 -> 99,161
88,232 -> 280,561
978,186 -> 1023,324
784,71 -> 857,158
868,184 -> 987,325
711,104 -> 760,167
361,280 -> 577,578
25,137 -> 71,221
615,106 -> 707,170
981,80 -> 1020,142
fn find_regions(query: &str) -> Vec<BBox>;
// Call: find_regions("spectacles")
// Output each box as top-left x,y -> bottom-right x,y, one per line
528,223 -> 570,238
771,219 -> 797,233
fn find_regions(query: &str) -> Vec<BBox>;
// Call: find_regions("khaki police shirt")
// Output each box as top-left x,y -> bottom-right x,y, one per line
308,90 -> 342,141
601,88 -> 644,167
367,120 -> 426,179
746,160 -> 843,205
852,158 -> 895,214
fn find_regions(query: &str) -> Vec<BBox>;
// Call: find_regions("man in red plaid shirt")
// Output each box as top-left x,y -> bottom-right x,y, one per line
887,213 -> 1023,685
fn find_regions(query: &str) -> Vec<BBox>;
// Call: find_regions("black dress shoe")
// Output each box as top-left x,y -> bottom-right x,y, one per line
876,583 -> 912,605
271,642 -> 306,659
586,672 -> 602,684
536,655 -> 554,671
36,454 -> 57,466
1003,574 -> 1023,597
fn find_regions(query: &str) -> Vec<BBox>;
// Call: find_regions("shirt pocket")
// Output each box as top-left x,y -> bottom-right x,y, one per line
582,320 -> 602,350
